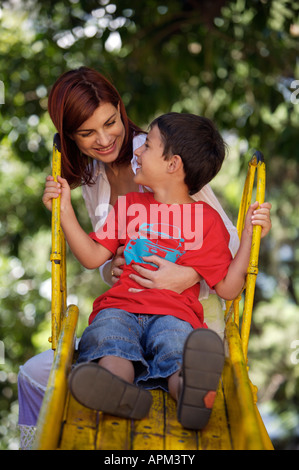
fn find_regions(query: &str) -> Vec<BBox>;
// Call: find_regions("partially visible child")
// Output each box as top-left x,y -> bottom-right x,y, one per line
44,112 -> 271,429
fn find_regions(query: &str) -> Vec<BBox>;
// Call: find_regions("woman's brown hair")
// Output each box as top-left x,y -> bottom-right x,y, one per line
48,67 -> 143,188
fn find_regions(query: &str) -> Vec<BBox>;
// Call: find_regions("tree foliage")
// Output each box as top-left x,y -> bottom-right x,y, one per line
0,0 -> 298,449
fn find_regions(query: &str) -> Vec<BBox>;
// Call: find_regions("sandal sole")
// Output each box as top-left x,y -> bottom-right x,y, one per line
68,363 -> 152,419
177,328 -> 224,429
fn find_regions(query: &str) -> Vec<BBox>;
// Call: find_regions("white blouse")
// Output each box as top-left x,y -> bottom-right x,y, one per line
82,134 -> 240,297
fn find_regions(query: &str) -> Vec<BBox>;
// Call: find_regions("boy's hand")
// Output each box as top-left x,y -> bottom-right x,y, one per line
42,175 -> 71,212
246,201 -> 272,239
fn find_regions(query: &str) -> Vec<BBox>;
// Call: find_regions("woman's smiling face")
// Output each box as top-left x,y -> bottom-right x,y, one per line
72,102 -> 126,164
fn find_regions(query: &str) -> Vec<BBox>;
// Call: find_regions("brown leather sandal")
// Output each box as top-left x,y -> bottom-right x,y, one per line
177,328 -> 225,429
68,363 -> 152,419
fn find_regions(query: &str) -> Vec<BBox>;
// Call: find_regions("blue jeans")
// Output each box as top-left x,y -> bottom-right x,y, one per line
77,308 -> 193,392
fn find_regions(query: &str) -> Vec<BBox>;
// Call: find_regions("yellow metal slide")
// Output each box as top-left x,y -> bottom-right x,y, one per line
33,135 -> 273,450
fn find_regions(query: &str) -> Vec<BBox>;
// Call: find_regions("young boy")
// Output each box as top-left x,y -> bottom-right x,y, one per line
46,113 -> 271,430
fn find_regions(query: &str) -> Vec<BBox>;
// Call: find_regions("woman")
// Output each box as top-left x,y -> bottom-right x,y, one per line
18,67 -> 271,448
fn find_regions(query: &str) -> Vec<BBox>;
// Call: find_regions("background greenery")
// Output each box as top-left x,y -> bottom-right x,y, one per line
0,0 -> 298,450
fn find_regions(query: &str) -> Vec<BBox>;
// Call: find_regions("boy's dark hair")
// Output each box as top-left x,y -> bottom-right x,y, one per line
150,112 -> 226,195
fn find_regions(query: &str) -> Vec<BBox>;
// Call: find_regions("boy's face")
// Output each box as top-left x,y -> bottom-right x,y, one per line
134,125 -> 169,189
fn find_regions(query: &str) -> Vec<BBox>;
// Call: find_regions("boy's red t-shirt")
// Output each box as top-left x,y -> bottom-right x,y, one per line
88,192 -> 232,329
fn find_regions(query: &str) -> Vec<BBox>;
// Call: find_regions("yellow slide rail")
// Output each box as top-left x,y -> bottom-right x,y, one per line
49,133 -> 67,351
222,151 -> 273,449
34,135 -> 79,450
225,151 -> 266,358
34,137 -> 273,450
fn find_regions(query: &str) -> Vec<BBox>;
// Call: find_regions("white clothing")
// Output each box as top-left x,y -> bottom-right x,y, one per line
82,134 -> 147,233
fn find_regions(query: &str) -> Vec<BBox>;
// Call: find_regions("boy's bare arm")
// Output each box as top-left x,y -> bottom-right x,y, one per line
44,175 -> 113,269
215,201 -> 271,300
214,228 -> 251,300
